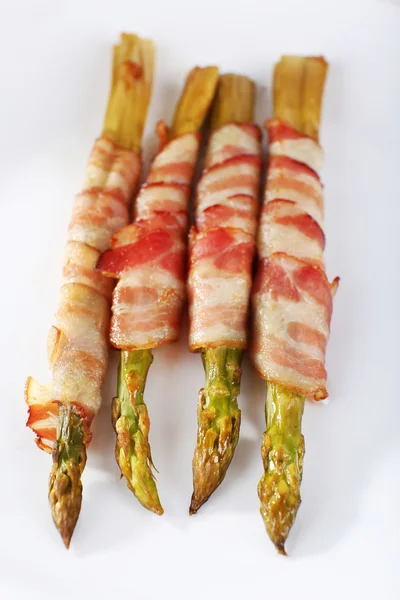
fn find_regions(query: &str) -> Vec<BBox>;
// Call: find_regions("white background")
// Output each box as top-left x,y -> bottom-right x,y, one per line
1,0 -> 399,598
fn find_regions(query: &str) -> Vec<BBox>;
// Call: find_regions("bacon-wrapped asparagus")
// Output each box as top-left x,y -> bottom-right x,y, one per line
97,67 -> 219,513
25,34 -> 154,547
251,56 -> 338,554
188,75 -> 262,513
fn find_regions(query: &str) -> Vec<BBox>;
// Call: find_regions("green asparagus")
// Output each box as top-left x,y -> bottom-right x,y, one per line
258,55 -> 329,553
113,66 -> 219,511
190,74 -> 256,513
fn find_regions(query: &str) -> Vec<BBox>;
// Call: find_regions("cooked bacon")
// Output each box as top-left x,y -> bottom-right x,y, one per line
251,119 -> 337,400
266,155 -> 324,226
98,223 -> 185,277
267,118 -> 324,176
188,122 -> 261,351
97,131 -> 200,350
26,137 -> 141,450
252,253 -> 332,399
147,131 -> 200,185
196,155 -> 261,216
69,190 -> 129,253
110,269 -> 185,349
25,378 -> 58,452
63,241 -> 114,300
25,377 -> 94,452
204,123 -> 261,168
189,227 -> 255,350
98,225 -> 186,349
259,199 -> 325,266
197,194 -> 258,236
135,182 -> 190,225
83,137 -> 142,201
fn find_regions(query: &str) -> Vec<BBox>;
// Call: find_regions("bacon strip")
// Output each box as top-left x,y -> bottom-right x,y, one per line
188,123 -> 261,351
97,127 -> 200,349
251,120 -> 338,399
26,138 -> 141,450
268,118 -> 324,176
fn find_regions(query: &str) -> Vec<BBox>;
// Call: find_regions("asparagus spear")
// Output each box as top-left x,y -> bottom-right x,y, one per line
113,66 -> 219,513
49,405 -> 86,548
113,350 -> 162,513
258,56 -> 328,554
190,74 -> 255,514
258,384 -> 305,555
49,33 -> 155,547
190,347 -> 243,514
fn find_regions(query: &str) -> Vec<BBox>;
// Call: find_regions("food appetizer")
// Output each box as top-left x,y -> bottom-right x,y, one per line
251,56 -> 338,554
188,75 -> 262,513
25,33 -> 155,547
97,67 -> 219,513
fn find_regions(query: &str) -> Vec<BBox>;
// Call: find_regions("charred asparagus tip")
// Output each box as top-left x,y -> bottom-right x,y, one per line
49,405 -> 86,548
190,348 -> 242,514
258,383 -> 305,555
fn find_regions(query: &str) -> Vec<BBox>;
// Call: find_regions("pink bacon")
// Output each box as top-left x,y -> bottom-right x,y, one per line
188,123 -> 261,351
26,138 -> 141,451
251,119 -> 338,400
97,125 -> 200,349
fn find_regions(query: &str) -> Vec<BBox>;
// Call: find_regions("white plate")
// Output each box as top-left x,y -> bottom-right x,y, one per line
1,0 -> 399,598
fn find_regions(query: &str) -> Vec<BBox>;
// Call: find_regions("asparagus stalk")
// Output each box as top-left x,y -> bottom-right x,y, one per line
258,56 -> 328,554
113,350 -> 163,513
114,66 -> 219,513
190,74 -> 255,514
49,33 -> 155,547
190,347 -> 243,514
258,384 -> 305,555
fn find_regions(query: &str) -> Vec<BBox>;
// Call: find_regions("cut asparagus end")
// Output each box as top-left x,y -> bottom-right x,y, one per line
211,73 -> 255,131
48,405 -> 86,548
258,383 -> 305,555
190,348 -> 242,514
302,57 -> 329,141
273,55 -> 328,142
169,66 -> 219,138
113,350 -> 163,515
102,33 -> 155,152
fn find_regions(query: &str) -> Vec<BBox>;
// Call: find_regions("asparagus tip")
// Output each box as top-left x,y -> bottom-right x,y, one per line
49,456 -> 83,548
114,351 -> 163,515
48,405 -> 87,548
190,389 -> 241,514
114,403 -> 164,515
115,440 -> 164,515
258,384 -> 305,553
188,496 -> 200,516
258,432 -> 304,555
276,543 -> 287,556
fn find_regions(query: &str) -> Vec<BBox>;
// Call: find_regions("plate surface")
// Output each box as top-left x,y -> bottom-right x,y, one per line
1,0 -> 399,598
